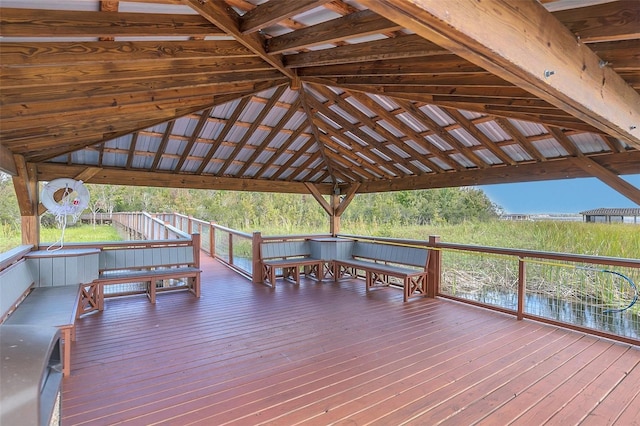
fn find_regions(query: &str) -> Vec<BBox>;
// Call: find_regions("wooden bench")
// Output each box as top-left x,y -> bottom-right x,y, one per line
334,241 -> 430,302
95,239 -> 201,309
0,247 -> 86,377
260,241 -> 323,288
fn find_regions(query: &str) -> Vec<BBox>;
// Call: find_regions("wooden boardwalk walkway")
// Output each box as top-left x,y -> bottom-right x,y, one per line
62,254 -> 640,425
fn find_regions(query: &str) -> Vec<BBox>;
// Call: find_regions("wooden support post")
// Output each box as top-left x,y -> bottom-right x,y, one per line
191,233 -> 201,270
209,222 -> 216,258
12,157 -> 39,246
252,231 -> 263,284
188,216 -> 193,234
427,235 -> 441,298
330,194 -> 341,237
517,258 -> 526,320
228,233 -> 234,266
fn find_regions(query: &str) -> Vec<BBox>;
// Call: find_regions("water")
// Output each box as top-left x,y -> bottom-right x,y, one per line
449,290 -> 639,340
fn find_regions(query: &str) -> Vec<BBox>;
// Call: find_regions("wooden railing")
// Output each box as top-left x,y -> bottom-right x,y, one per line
111,212 -> 190,241
71,212 -> 640,345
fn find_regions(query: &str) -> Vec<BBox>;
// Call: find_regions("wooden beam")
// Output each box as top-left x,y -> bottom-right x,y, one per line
360,0 -> 640,146
11,156 -> 39,245
175,108 -> 213,173
1,71 -> 284,107
12,155 -> 36,216
217,86 -> 288,176
300,88 -> 337,184
182,0 -> 295,79
0,8 -> 224,37
36,163 -> 331,194
236,98 -> 303,177
355,150 -> 640,193
1,57 -> 273,89
266,9 -> 402,54
285,34 -> 447,68
240,0 -> 330,34
335,182 -> 361,216
297,55 -> 484,77
195,96 -> 252,175
0,143 -> 17,175
304,183 -> 332,215
553,1 -> 640,43
572,156 -> 640,205
0,40 -> 255,65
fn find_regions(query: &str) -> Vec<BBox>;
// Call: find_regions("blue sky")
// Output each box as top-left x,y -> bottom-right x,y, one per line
480,174 -> 640,214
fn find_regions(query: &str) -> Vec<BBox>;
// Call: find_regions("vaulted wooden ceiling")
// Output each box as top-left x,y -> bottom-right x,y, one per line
1,0 -> 639,200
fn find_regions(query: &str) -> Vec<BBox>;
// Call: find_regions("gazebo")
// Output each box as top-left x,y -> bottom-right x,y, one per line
581,207 -> 640,223
1,0 -> 639,245
1,2 -> 640,424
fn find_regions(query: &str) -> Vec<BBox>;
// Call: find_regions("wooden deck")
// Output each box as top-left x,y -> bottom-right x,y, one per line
63,254 -> 640,425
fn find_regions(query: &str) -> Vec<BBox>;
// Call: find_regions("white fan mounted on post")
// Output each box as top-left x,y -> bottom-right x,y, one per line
41,178 -> 90,250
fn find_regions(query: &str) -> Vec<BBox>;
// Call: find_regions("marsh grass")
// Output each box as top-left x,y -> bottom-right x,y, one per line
0,224 -> 122,252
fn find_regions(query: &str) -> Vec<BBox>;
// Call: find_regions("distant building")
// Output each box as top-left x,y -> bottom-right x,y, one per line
500,213 -> 531,221
580,208 -> 640,224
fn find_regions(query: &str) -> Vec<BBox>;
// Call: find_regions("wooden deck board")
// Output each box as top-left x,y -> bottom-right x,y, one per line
62,255 -> 640,425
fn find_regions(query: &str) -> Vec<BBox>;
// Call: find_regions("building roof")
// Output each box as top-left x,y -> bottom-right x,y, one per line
580,208 -> 640,216
1,0 -> 639,197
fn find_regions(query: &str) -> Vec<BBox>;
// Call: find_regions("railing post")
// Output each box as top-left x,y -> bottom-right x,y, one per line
191,233 -> 201,270
228,233 -> 234,266
517,258 -> 526,320
209,222 -> 216,258
252,231 -> 263,284
427,235 -> 441,298
188,216 -> 193,234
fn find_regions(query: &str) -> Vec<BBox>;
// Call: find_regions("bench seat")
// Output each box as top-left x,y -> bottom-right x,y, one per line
4,285 -> 81,377
260,240 -> 324,288
262,258 -> 323,287
96,266 -> 200,308
334,241 -> 430,302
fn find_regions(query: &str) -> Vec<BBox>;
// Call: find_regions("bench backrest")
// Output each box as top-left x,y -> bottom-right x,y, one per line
261,241 -> 311,260
352,241 -> 428,269
0,259 -> 34,321
99,245 -> 195,271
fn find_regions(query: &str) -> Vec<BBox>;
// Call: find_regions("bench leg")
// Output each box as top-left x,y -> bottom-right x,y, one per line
147,279 -> 157,304
263,264 -> 276,288
193,273 -> 201,298
98,283 -> 105,311
60,326 -> 72,377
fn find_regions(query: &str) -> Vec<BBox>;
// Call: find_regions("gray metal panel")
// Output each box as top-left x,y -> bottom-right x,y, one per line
50,257 -> 66,287
38,257 -> 55,287
144,249 -> 155,268
64,256 -> 79,285
0,260 -> 33,317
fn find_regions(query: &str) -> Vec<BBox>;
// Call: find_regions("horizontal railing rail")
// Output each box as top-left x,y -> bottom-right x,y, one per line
36,212 -> 639,345
0,245 -> 34,272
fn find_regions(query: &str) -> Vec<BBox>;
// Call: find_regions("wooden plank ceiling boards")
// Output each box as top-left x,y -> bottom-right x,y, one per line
1,0 -> 639,200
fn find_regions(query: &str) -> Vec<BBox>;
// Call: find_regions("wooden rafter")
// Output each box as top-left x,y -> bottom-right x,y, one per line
240,0 -> 331,34
218,86 -> 288,176
304,88 -> 424,176
266,9 -> 402,54
195,97 -> 251,175
237,98 -> 303,177
572,157 -> 640,205
360,0 -> 640,146
299,88 -> 336,184
182,0 -> 295,79
175,108 -> 213,173
151,122 -> 175,171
